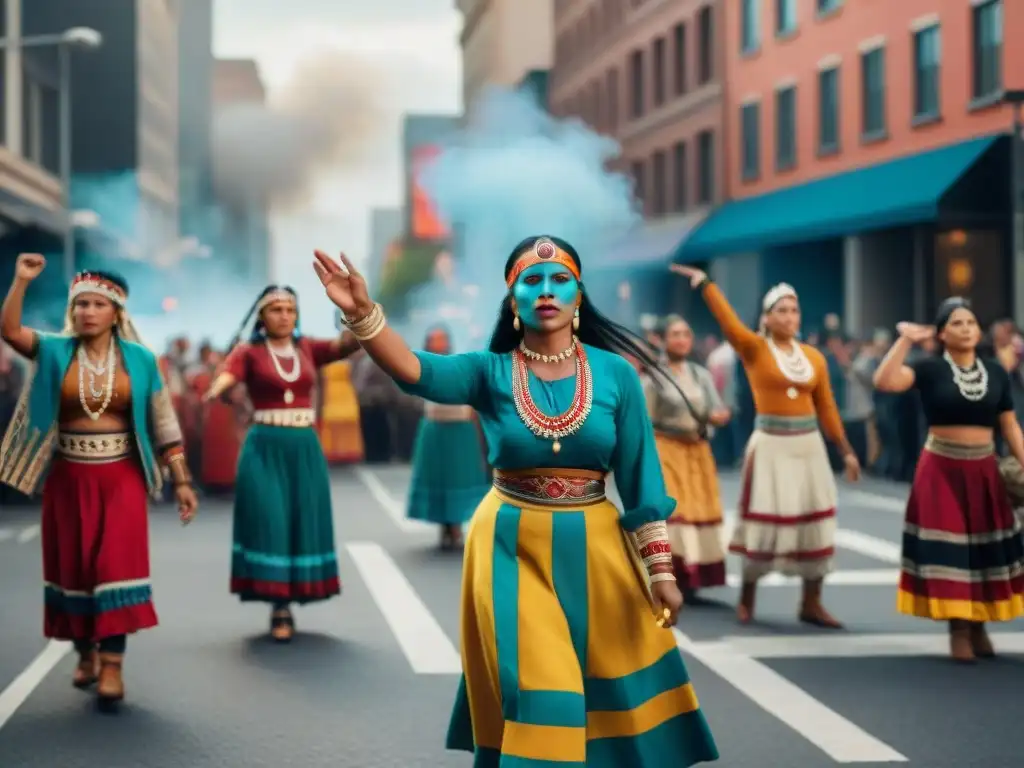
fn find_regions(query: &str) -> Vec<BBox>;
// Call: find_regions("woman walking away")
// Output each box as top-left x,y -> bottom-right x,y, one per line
313,238 -> 718,766
644,315 -> 731,598
0,254 -> 198,707
406,325 -> 490,550
670,264 -> 860,628
203,285 -> 359,642
873,299 -> 1024,662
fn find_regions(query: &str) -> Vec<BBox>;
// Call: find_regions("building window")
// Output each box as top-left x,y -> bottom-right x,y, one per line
653,37 -> 666,106
697,6 -> 713,84
632,159 -> 646,211
673,23 -> 687,95
697,130 -> 714,204
630,49 -> 644,118
913,25 -> 941,119
817,0 -> 841,14
972,0 -> 1002,100
606,67 -> 619,131
652,150 -> 667,215
776,0 -> 796,35
740,102 -> 760,180
775,86 -> 796,170
860,46 -> 886,137
673,141 -> 687,212
818,66 -> 839,153
741,0 -> 760,54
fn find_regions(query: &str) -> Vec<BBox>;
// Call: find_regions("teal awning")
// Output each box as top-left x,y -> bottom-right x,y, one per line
676,135 -> 999,261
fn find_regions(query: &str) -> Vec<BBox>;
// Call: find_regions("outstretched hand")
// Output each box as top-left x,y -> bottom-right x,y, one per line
668,264 -> 707,289
312,251 -> 373,319
895,322 -> 935,344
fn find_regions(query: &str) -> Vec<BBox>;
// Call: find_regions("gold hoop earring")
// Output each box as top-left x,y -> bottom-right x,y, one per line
513,315 -> 520,331
572,308 -> 580,331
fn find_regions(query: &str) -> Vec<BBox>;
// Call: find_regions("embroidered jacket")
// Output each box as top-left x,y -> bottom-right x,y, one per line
0,332 -> 183,497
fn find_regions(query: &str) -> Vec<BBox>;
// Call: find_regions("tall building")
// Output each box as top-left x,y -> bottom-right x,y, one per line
0,0 -> 67,321
457,0 -> 554,110
177,0 -> 214,246
548,0 -> 725,324
211,58 -> 271,284
681,0 -> 1022,332
21,0 -> 181,265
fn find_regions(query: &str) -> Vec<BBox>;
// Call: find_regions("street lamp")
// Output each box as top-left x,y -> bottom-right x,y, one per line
0,26 -> 104,284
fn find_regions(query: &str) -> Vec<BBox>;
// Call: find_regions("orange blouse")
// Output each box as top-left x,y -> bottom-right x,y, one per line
702,282 -> 846,445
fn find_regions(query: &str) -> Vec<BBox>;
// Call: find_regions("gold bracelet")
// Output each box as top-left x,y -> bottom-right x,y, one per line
343,303 -> 387,341
649,572 -> 676,583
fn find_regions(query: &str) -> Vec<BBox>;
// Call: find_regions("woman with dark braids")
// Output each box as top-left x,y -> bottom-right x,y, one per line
202,285 -> 359,642
312,238 -> 718,766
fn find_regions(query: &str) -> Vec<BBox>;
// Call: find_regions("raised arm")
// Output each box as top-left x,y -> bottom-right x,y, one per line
669,265 -> 760,358
1,254 -> 47,358
203,343 -> 247,402
311,250 -> 488,407
872,324 -> 931,393
304,331 -> 361,368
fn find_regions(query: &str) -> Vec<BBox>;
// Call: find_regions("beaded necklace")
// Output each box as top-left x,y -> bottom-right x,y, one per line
511,339 -> 593,453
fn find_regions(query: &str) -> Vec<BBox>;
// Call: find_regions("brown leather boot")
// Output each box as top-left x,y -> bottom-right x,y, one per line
96,653 -> 125,701
949,620 -> 975,663
969,622 -> 995,658
72,647 -> 98,689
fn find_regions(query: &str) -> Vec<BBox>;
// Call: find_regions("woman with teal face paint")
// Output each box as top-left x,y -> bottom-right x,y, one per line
312,238 -> 719,766
0,253 -> 198,708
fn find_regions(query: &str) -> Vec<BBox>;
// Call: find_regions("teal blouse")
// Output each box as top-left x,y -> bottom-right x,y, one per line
397,343 -> 675,531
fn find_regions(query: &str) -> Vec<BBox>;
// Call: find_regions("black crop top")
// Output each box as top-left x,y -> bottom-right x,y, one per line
910,356 -> 1013,428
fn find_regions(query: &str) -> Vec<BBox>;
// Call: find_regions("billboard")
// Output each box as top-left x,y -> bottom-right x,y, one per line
410,144 -> 449,241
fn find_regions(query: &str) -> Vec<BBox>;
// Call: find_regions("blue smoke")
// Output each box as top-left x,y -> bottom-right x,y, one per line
407,86 -> 640,350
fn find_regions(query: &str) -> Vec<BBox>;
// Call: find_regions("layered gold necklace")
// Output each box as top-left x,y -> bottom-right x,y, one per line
511,338 -> 593,453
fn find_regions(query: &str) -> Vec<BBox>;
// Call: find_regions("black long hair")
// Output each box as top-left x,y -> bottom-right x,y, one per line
227,285 -> 300,350
490,236 -> 706,428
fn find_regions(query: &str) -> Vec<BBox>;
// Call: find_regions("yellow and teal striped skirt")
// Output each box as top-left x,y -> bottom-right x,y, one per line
445,485 -> 719,766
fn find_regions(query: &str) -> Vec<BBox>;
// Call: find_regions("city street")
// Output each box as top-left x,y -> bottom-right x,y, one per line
0,466 -> 1021,767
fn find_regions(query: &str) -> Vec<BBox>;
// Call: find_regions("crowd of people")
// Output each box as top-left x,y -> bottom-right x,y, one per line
2,240 -> 1023,765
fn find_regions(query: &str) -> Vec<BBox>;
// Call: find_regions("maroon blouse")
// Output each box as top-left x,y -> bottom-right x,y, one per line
222,338 -> 344,410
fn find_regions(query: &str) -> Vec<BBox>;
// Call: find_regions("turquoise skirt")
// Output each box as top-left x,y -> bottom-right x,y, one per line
407,419 -> 490,525
230,424 -> 340,604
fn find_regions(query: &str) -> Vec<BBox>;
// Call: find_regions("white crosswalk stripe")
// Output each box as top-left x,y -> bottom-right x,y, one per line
0,525 -> 38,544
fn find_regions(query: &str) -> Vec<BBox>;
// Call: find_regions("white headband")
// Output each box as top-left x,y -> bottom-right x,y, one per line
762,283 -> 797,312
257,290 -> 296,312
68,279 -> 126,307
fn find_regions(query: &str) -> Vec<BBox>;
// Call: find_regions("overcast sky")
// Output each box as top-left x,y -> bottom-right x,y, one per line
213,0 -> 462,333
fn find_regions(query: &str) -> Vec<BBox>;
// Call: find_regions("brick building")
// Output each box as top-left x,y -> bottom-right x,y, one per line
680,0 -> 1021,334
548,0 -> 724,324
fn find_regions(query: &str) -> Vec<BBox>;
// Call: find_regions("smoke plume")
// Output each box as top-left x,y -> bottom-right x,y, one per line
402,86 -> 640,350
212,49 -> 384,212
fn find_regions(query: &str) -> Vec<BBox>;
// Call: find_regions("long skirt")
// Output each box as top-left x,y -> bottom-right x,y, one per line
446,489 -> 719,766
41,456 -> 158,641
407,419 -> 490,525
730,420 -> 837,581
898,438 -> 1024,622
230,424 -> 340,604
655,433 -> 726,589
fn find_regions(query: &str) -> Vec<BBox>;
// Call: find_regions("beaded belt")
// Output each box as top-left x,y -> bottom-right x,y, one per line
492,468 -> 606,506
57,432 -> 133,464
252,408 -> 316,428
754,414 -> 818,435
925,435 -> 993,460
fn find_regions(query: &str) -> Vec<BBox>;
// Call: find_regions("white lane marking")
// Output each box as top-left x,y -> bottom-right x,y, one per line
0,528 -> 13,542
346,541 -> 461,674
715,632 -> 1024,659
840,489 -> 906,515
832,529 -> 901,563
676,630 -> 908,763
725,568 -> 898,587
16,525 -> 39,543
0,640 -> 72,730
354,466 -> 435,535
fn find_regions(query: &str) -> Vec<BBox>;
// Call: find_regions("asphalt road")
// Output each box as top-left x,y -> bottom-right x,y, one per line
0,466 -> 1021,767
